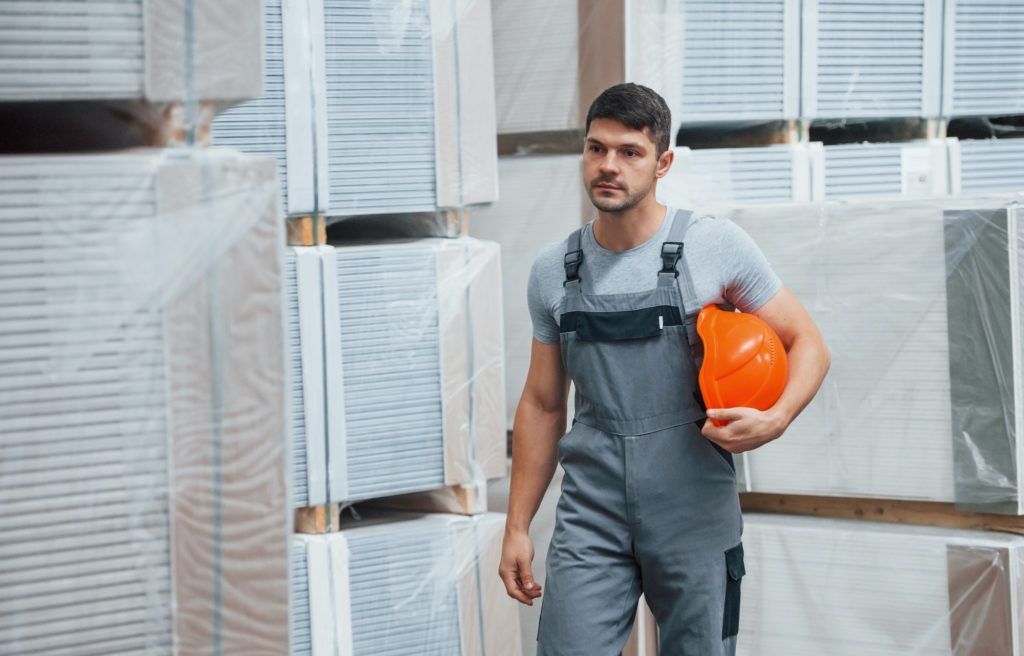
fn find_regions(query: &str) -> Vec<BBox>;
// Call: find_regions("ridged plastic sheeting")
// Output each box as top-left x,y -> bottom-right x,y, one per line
0,0 -> 146,101
658,145 -> 813,207
0,150 -> 290,654
823,142 -> 907,198
0,155 -> 173,655
324,0 -> 438,215
677,0 -> 799,122
953,138 -> 1024,194
290,513 -> 520,656
346,520 -> 462,654
942,0 -> 1024,117
286,253 -> 310,508
334,244 -> 446,501
290,545 -> 312,656
804,0 -> 941,119
211,0 -> 289,210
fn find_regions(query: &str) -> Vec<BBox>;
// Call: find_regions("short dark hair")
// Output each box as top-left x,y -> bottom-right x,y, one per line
584,83 -> 672,155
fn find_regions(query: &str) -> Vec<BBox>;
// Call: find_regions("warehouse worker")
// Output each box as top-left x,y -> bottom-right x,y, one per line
498,83 -> 831,655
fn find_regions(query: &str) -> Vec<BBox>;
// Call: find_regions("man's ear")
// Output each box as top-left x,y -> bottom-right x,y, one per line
655,148 -> 674,179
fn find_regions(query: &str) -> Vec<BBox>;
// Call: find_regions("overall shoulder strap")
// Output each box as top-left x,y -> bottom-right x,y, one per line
659,210 -> 702,344
563,226 -> 584,288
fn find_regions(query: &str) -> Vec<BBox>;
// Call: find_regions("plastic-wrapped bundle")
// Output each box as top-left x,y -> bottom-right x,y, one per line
673,0 -> 801,123
820,140 -> 951,199
211,0 -> 497,217
0,150 -> 289,654
739,514 -> 1024,655
941,0 -> 1024,117
657,144 -> 817,208
0,0 -> 261,103
285,238 -> 506,507
949,138 -> 1024,194
291,512 -> 522,656
719,197 -> 1024,512
470,155 -> 585,428
492,0 -> 578,135
802,0 -> 942,119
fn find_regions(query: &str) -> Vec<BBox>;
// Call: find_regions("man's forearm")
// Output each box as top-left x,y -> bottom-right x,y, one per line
770,332 -> 830,431
505,399 -> 565,534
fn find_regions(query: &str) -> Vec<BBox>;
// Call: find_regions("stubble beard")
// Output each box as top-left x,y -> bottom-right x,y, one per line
587,182 -> 650,213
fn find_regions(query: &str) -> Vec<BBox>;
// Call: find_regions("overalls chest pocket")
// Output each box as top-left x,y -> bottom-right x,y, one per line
566,304 -> 682,342
559,304 -> 701,434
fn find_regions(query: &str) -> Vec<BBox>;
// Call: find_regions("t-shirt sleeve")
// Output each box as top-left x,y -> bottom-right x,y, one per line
717,219 -> 783,313
527,255 -> 560,344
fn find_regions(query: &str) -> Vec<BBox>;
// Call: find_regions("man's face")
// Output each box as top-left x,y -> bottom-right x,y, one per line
583,118 -> 668,213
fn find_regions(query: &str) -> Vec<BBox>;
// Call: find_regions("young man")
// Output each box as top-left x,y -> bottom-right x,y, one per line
498,83 -> 830,655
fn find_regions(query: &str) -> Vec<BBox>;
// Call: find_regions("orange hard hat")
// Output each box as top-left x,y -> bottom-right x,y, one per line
697,304 -> 788,427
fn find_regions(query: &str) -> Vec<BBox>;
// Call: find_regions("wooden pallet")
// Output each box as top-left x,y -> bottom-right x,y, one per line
294,483 -> 487,534
286,215 -> 326,246
740,492 -> 1024,536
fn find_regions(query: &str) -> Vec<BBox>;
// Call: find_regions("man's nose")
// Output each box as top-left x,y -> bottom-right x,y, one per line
599,154 -> 619,174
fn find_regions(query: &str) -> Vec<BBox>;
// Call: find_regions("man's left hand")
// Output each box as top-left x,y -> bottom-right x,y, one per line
701,407 -> 787,454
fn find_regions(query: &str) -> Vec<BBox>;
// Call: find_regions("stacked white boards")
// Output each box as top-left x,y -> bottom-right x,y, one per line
739,514 -> 1024,655
0,0 -> 262,103
0,150 -> 290,654
286,238 -> 507,508
211,0 -> 498,217
291,512 -> 522,656
719,197 -> 1024,514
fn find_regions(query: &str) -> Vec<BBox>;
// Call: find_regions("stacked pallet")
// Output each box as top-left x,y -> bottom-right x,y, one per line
211,0 -> 498,219
0,6 -> 293,655
291,511 -> 521,656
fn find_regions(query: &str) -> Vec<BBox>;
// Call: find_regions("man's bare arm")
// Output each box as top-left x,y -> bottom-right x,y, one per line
499,338 -> 570,605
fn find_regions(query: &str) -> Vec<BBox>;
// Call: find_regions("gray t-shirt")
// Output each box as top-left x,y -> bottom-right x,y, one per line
528,207 -> 782,344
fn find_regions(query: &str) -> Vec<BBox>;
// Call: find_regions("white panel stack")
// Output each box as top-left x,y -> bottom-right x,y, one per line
211,0 -> 497,217
802,0 -> 942,119
723,198 -> 1024,511
739,514 -> 1024,655
492,0 -> 578,134
471,155 -> 585,428
821,140 -> 951,199
284,239 -> 506,507
0,0 -> 262,102
658,144 -> 816,208
675,0 -> 800,123
324,0 -> 438,215
949,138 -> 1024,194
291,512 -> 522,656
942,0 -> 1024,117
0,151 -> 289,654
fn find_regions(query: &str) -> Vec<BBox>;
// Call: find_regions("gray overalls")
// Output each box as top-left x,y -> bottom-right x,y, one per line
537,209 -> 745,656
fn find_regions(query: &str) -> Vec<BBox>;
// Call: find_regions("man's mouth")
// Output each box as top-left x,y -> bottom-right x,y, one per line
595,182 -> 621,190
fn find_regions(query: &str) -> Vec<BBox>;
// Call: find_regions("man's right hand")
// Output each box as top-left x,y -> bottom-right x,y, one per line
498,529 -> 543,606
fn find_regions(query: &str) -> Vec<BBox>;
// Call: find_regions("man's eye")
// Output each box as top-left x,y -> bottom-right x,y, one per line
626,150 -> 638,157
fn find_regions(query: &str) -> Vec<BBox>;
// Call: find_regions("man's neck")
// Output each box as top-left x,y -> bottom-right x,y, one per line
592,197 -> 668,252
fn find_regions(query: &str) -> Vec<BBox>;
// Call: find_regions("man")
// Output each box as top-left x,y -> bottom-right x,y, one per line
498,83 -> 830,655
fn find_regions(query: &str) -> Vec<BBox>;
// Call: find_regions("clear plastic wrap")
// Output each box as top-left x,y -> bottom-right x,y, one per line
739,514 -> 1024,655
210,0 -> 498,218
285,237 -> 506,509
291,511 -> 522,655
0,1 -> 262,150
470,155 -> 586,428
701,196 -> 1024,513
0,149 -> 290,654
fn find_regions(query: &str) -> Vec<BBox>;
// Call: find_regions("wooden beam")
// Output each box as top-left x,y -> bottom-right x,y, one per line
740,493 -> 1024,536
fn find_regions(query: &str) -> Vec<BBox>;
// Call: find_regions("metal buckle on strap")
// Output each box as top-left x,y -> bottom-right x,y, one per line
660,241 -> 684,277
564,249 -> 583,283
